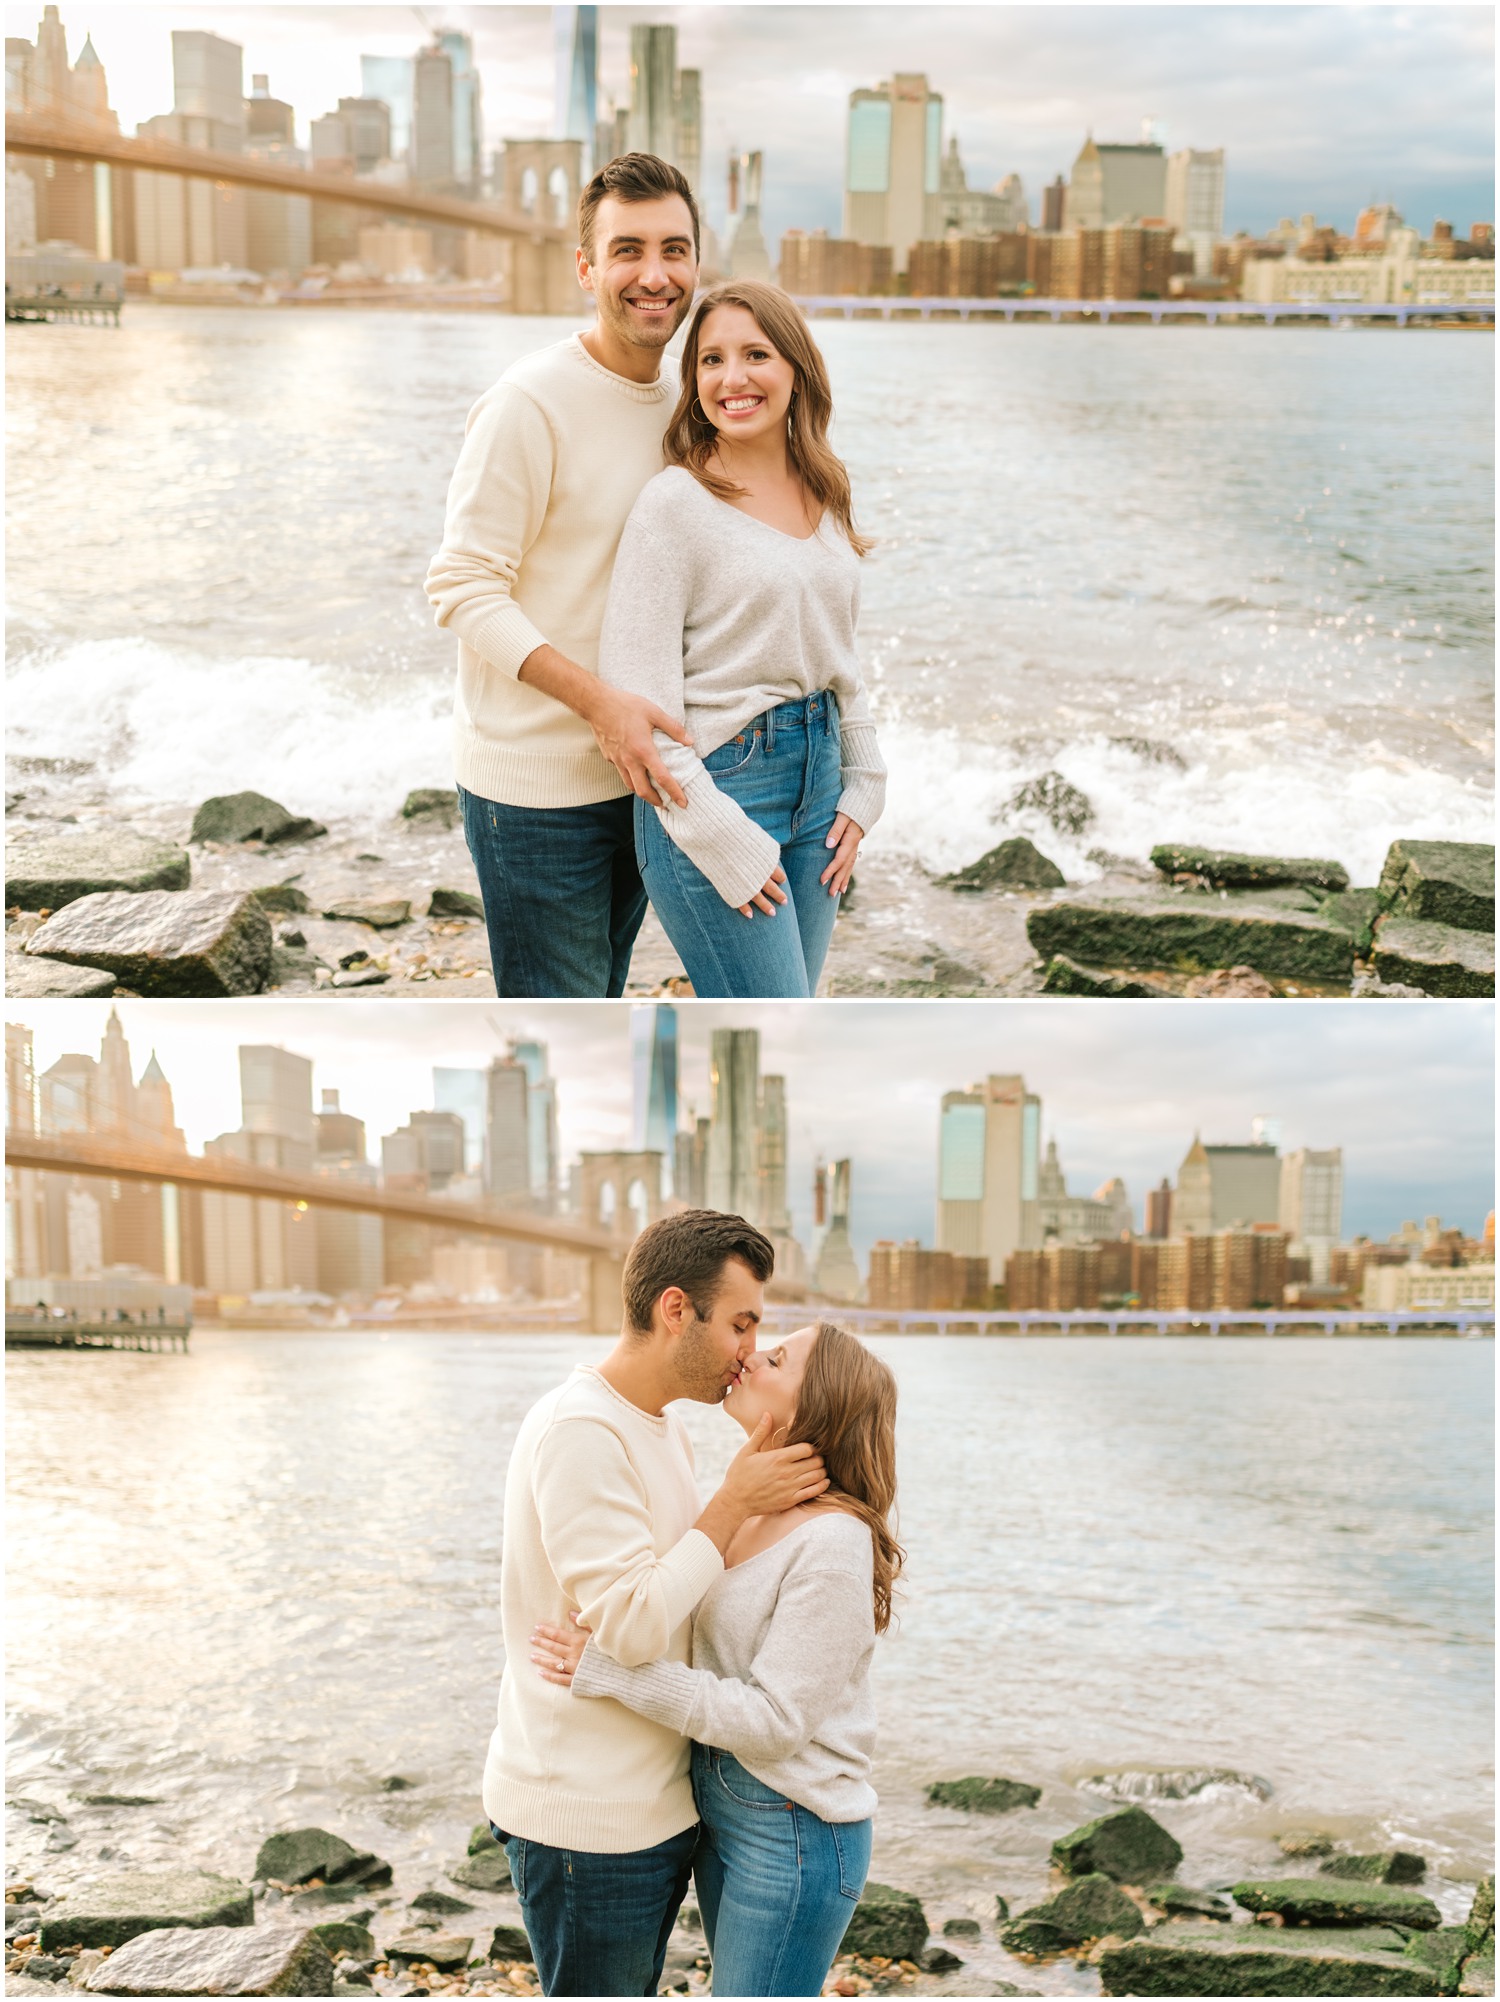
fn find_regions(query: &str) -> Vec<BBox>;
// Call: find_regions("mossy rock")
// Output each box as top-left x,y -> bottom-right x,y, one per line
1000,1873 -> 1143,1955
1052,1806 -> 1183,1883
1148,1883 -> 1233,1919
1151,844 -> 1350,893
1467,1878 -> 1495,1952
926,1776 -> 1041,1816
1402,1927 -> 1472,1993
190,791 -> 326,846
939,838 -> 1065,894
1377,840 -> 1494,933
1321,1852 -> 1426,1885
840,1881 -> 928,1961
253,1828 -> 390,1889
1099,1924 -> 1442,1996
308,1920 -> 375,1960
37,1870 -> 253,1952
1232,1876 -> 1441,1930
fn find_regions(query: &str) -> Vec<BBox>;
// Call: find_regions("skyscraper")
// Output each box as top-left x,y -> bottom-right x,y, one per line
844,73 -> 942,275
412,42 -> 454,189
727,150 -> 771,279
1280,1148 -> 1343,1281
674,68 -> 701,194
1174,1135 -> 1281,1235
554,6 -> 598,172
509,1039 -> 559,1210
628,24 -> 677,160
707,1029 -> 759,1219
434,1068 -> 487,1173
1164,148 -> 1225,237
484,1056 -> 532,1204
935,1075 -> 1041,1281
436,30 -> 482,193
814,1159 -> 860,1301
631,1005 -> 679,1189
360,54 -> 414,159
1064,135 -> 1167,229
756,1075 -> 790,1235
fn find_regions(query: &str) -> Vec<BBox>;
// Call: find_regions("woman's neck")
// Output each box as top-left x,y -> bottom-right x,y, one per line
712,429 -> 794,488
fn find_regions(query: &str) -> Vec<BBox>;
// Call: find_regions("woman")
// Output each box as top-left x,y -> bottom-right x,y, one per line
595,280 -> 886,999
530,1323 -> 901,1999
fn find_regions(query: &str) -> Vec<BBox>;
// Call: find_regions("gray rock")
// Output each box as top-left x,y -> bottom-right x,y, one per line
7,1903 -> 44,1937
1231,1876 -> 1441,1929
1150,844 -> 1350,893
189,793 -> 327,847
253,1830 -> 391,1890
939,839 -> 1065,895
249,883 -> 313,915
44,1828 -> 78,1852
401,790 -> 460,828
73,1799 -> 162,1811
1007,772 -> 1094,836
83,1923 -> 334,1995
378,1777 -> 417,1793
1098,1924 -> 1442,1996
330,966 -> 389,988
409,1892 -> 472,1916
1146,1883 -> 1233,1919
1460,1942 -> 1495,1996
942,1918 -> 981,1938
1467,1877 -> 1495,1952
1052,1807 -> 1183,1884
925,1776 -> 1041,1815
447,1852 -> 510,1894
921,1944 -> 965,1972
1278,1832 -> 1337,1858
288,1886 -> 370,1912
20,1954 -> 69,1979
1371,915 -> 1494,998
67,1947 -> 107,1986
39,1870 -> 254,1951
1000,1873 -> 1144,1955
24,891 -> 272,996
8,1798 -> 69,1822
1028,889 -> 1357,983
427,888 -> 483,920
488,1924 -> 532,1961
320,899 -> 411,929
1041,954 -> 1176,997
1320,888 -> 1385,954
385,1931 -> 472,1971
1378,840 -> 1494,933
1321,1852 -> 1427,1885
6,830 -> 191,912
840,1882 -> 928,1962
306,1922 -> 374,1960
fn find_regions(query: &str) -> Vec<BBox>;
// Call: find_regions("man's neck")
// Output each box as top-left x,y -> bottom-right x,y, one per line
579,321 -> 662,387
594,1335 -> 669,1415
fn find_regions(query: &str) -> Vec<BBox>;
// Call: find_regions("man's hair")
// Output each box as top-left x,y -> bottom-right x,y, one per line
622,1209 -> 774,1334
578,151 -> 701,265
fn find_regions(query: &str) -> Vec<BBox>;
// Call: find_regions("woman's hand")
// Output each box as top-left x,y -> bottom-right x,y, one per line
737,866 -> 789,919
820,814 -> 864,896
531,1612 -> 591,1688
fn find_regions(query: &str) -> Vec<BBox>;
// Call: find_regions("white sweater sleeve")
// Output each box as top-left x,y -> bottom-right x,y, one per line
597,507 -> 782,909
531,1417 -> 723,1668
570,1556 -> 873,1763
424,383 -> 555,678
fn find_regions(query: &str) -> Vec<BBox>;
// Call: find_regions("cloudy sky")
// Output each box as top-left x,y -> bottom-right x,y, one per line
18,999 -> 1495,1256
14,2 -> 1494,247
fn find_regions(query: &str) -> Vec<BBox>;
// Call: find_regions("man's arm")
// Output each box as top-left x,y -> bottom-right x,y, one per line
517,644 -> 692,809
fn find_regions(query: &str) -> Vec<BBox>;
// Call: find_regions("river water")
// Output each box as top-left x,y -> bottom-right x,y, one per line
6,1333 -> 1491,1992
5,309 -> 1493,897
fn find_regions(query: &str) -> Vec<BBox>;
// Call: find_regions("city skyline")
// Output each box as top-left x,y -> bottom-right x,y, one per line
13,1000 -> 1494,1257
10,3 -> 1491,250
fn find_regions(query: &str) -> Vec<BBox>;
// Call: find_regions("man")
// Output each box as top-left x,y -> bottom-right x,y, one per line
484,1210 -> 827,1997
426,153 -> 701,997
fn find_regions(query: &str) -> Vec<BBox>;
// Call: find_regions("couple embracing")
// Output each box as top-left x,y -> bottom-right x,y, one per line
426,152 -> 885,1000
484,1210 -> 901,1997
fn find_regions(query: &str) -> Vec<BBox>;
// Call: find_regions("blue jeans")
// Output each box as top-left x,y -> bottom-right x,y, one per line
458,786 -> 646,997
692,1744 -> 872,1998
637,694 -> 844,999
492,1820 -> 697,1998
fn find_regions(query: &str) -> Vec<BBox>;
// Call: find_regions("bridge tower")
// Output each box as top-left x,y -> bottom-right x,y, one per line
498,137 -> 584,313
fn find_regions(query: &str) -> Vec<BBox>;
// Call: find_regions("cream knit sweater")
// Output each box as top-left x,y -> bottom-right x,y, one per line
481,1365 -> 723,1852
425,334 -> 674,809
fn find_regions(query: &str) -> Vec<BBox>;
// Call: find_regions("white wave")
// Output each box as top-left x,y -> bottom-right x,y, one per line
6,635 -> 453,829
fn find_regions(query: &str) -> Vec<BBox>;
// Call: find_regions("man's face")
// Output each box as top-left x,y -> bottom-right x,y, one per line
578,193 -> 698,354
667,1256 -> 763,1404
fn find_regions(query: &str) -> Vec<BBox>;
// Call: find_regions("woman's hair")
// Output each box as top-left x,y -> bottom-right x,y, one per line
664,280 -> 871,558
783,1322 -> 903,1632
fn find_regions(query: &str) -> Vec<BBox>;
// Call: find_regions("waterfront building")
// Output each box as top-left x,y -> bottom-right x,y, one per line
870,1239 -> 988,1311
708,1029 -> 760,1219
674,1116 -> 711,1209
779,228 -> 891,296
201,1044 -> 316,1298
7,7 -> 117,255
1048,220 -> 1174,299
247,72 -> 294,143
244,78 -> 311,280
1032,1137 -> 1132,1243
936,1074 -> 1041,1284
1041,173 -> 1066,231
936,135 -> 1016,236
727,150 -> 771,280
360,54 -> 414,160
1174,1135 -> 1280,1236
1362,1261 -> 1495,1312
813,1159 -> 860,1302
1145,1178 -> 1173,1240
631,1005 -> 679,1191
509,1040 -> 559,1211
436,31 -> 482,193
433,1068 -> 487,1173
313,1090 -> 382,1296
133,29 -> 248,271
628,23 -> 677,160
1064,134 -> 1166,229
907,231 -> 1028,298
411,42 -> 454,189
356,223 -> 433,279
1240,231 -> 1497,307
844,72 -> 942,275
382,1110 -> 466,1192
1164,147 -> 1225,236
554,6 -> 598,174
484,1057 -> 532,1206
675,69 -> 702,196
1280,1146 -> 1343,1283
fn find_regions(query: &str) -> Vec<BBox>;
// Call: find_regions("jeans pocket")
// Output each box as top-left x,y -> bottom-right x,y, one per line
829,1820 -> 870,1901
703,730 -> 761,778
712,1752 -> 791,1811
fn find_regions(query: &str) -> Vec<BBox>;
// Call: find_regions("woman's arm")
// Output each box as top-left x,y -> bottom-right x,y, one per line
834,682 -> 887,843
597,507 -> 784,911
548,1560 -> 874,1766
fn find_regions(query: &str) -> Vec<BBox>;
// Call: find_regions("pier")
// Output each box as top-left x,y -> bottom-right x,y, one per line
6,1309 -> 190,1352
5,290 -> 121,326
760,1305 -> 1494,1337
793,294 -> 1495,328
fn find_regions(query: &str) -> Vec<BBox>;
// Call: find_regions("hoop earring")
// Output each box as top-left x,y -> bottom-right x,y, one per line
692,397 -> 714,426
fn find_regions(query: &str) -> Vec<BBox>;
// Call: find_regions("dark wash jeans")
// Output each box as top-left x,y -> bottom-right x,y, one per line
458,786 -> 646,998
489,1821 -> 697,1998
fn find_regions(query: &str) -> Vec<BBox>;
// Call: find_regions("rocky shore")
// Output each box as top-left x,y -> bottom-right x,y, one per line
5,775 -> 1494,999
6,1784 -> 1493,1999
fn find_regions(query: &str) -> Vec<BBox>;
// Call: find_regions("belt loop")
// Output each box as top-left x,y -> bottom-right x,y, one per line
765,705 -> 776,754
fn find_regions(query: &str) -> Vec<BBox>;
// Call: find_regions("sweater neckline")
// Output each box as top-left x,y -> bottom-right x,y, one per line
567,332 -> 674,404
724,1508 -> 863,1572
574,1362 -> 671,1431
668,467 -> 830,547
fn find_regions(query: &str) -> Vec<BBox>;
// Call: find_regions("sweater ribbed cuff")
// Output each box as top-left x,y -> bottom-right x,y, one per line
836,773 -> 886,839
451,599 -> 551,680
659,786 -> 782,908
572,1642 -> 695,1739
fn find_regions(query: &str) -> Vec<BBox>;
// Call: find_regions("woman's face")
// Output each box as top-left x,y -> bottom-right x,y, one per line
722,1325 -> 818,1439
695,304 -> 797,445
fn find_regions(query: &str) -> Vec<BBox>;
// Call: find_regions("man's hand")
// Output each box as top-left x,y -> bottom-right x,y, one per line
516,644 -> 693,807
695,1415 -> 828,1554
584,683 -> 693,808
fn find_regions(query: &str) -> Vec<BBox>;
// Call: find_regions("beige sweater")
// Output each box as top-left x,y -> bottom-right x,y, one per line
482,1365 -> 724,1852
425,334 -> 674,809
